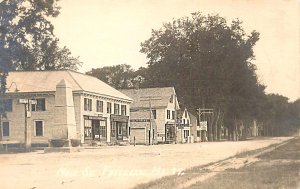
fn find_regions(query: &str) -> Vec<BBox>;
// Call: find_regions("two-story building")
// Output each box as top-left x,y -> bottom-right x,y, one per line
120,87 -> 179,144
1,70 -> 132,147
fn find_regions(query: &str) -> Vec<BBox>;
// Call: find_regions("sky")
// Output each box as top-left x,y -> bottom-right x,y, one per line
52,0 -> 300,101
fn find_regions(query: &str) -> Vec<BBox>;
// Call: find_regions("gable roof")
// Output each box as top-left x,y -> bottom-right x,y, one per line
119,87 -> 177,109
6,70 -> 132,102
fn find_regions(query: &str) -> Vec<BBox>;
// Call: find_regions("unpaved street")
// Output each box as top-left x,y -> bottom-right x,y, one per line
0,137 -> 291,189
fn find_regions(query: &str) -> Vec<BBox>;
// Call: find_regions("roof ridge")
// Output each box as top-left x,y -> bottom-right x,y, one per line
66,70 -> 84,90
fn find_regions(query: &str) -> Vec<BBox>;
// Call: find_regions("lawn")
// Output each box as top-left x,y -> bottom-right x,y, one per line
188,137 -> 300,189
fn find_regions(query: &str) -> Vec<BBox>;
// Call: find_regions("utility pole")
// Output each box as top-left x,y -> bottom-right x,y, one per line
140,96 -> 161,145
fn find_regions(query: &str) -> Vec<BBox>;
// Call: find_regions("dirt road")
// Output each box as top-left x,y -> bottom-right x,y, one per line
0,137 -> 291,189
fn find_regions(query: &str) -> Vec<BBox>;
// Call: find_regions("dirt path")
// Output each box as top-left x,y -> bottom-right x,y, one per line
0,137 -> 292,189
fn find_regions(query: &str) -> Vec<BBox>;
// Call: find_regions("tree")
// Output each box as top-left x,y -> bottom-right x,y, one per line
140,12 -> 263,140
86,64 -> 142,89
0,0 -> 81,88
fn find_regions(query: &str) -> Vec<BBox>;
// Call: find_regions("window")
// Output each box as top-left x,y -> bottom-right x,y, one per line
197,130 -> 201,137
107,102 -> 112,113
99,120 -> 106,137
2,122 -> 9,137
187,119 -> 190,125
169,95 -> 173,103
1,99 -> 12,112
84,119 -> 92,138
167,110 -> 170,119
121,105 -> 126,115
184,130 -> 190,138
111,122 -> 116,137
172,111 -> 175,120
184,110 -> 187,118
96,100 -> 103,112
183,119 -> 186,124
114,103 -> 120,115
84,98 -> 92,111
32,98 -> 46,111
151,110 -> 157,119
35,120 -> 44,136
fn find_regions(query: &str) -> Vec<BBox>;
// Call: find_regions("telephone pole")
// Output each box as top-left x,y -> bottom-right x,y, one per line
140,96 -> 161,145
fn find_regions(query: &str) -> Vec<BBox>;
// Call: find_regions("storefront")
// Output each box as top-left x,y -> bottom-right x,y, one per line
84,115 -> 107,142
165,122 -> 176,143
110,114 -> 129,142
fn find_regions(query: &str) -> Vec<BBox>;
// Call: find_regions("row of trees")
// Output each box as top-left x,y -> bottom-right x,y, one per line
87,12 -> 300,140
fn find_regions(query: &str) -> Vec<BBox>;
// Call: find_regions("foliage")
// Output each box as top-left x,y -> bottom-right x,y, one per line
0,0 -> 81,92
86,64 -> 143,89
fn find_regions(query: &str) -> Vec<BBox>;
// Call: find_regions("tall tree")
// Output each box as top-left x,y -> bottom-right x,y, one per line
140,12 -> 263,140
0,0 -> 81,91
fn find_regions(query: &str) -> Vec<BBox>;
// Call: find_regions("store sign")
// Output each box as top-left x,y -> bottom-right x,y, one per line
200,121 -> 207,131
130,119 -> 150,122
19,99 -> 37,104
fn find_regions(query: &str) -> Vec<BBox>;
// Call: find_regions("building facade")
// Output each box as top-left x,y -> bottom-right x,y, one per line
0,70 -> 132,146
120,87 -> 179,144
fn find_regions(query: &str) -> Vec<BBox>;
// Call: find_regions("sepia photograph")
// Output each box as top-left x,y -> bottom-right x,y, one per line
0,0 -> 299,188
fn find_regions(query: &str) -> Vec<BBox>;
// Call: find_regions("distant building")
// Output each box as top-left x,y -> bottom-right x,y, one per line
1,70 -> 132,146
120,87 -> 179,143
129,110 -> 157,145
177,108 -> 199,143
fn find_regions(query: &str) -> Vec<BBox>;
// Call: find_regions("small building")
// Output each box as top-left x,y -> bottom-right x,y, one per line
120,87 -> 179,144
176,108 -> 191,143
129,110 -> 157,145
1,70 -> 132,147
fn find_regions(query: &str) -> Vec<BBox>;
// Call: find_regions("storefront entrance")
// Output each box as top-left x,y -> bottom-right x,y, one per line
84,116 -> 107,143
165,124 -> 176,143
110,115 -> 129,142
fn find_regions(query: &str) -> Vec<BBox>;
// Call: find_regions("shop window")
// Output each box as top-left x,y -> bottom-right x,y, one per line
84,119 -> 92,139
121,105 -> 126,115
111,122 -> 116,137
84,98 -> 92,111
35,120 -> 44,136
2,122 -> 9,137
167,110 -> 170,119
114,103 -> 120,115
31,98 -> 46,111
1,99 -> 12,112
152,110 -> 156,119
99,120 -> 106,137
96,100 -> 103,112
107,102 -> 112,113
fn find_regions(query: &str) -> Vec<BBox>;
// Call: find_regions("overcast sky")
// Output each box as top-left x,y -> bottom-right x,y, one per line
52,0 -> 299,101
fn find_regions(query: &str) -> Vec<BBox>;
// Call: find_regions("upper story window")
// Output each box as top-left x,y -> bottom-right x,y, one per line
107,102 -> 112,113
121,105 -> 126,116
84,98 -> 92,111
169,94 -> 173,103
2,121 -> 9,137
152,110 -> 157,119
184,110 -> 187,118
187,119 -> 190,125
32,98 -> 46,111
172,111 -> 175,120
0,99 -> 12,112
167,110 -> 171,119
114,103 -> 120,115
96,100 -> 103,112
